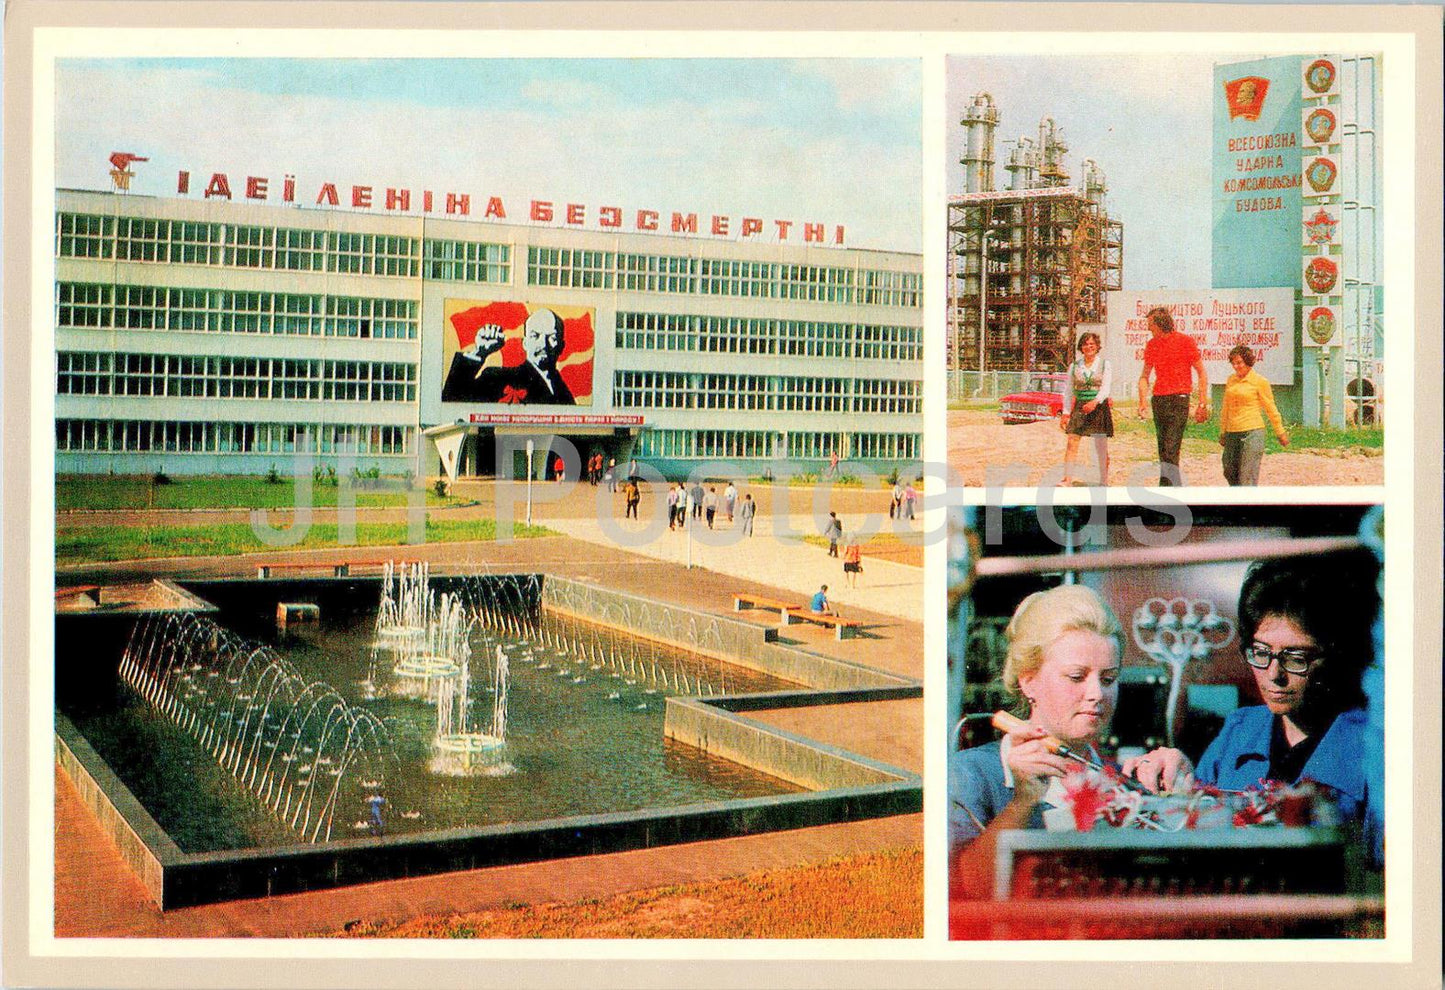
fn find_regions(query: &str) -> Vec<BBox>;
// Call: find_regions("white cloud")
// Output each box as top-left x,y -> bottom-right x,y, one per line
56,60 -> 920,251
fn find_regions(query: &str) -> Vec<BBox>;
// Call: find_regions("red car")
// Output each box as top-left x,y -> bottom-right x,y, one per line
999,373 -> 1066,424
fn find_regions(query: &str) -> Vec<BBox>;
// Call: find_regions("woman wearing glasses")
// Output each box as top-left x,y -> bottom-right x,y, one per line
1129,554 -> 1376,839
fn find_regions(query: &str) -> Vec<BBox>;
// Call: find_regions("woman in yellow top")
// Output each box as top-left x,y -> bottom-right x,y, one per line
1219,344 -> 1289,485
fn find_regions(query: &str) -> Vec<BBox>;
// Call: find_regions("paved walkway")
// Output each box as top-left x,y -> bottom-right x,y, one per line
542,510 -> 923,623
52,486 -> 925,937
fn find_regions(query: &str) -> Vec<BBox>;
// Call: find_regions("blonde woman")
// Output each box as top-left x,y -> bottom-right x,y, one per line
949,585 -> 1178,856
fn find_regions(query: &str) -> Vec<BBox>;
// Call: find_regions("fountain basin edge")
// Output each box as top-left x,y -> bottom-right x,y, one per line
58,707 -> 919,911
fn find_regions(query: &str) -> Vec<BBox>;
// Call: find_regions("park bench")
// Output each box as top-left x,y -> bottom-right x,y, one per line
791,610 -> 860,641
733,593 -> 803,625
342,560 -> 421,573
255,562 -> 352,579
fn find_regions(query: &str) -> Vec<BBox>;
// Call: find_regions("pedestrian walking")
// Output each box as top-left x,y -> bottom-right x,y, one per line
824,511 -> 842,557
705,487 -> 718,529
903,482 -> 917,521
890,480 -> 903,519
667,483 -> 680,529
1136,306 -> 1210,486
624,479 -> 640,519
1219,344 -> 1289,485
724,481 -> 737,522
739,493 -> 756,537
842,537 -> 862,588
1059,331 -> 1114,486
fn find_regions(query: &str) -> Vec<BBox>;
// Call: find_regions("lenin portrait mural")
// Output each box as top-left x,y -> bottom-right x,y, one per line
440,299 -> 595,406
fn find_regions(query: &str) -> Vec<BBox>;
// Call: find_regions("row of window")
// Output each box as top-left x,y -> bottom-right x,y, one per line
57,352 -> 417,402
615,312 -> 922,361
530,247 -> 921,308
633,429 -> 919,461
55,419 -> 413,455
57,213 -> 426,276
57,211 -> 920,307
424,238 -> 511,284
613,371 -> 921,414
57,213 -> 515,283
59,213 -> 913,306
56,282 -> 419,339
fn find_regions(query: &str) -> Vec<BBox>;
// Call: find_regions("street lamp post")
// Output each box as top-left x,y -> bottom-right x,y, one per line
525,439 -> 534,528
685,488 -> 694,569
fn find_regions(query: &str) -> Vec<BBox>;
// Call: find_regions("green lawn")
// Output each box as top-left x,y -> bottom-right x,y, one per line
55,519 -> 556,566
1106,413 -> 1383,455
745,474 -> 871,488
55,474 -> 462,511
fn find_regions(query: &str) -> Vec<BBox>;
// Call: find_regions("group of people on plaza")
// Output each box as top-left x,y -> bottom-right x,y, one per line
662,480 -> 754,534
949,552 -> 1380,884
583,452 -> 618,490
570,448 -> 902,608
1056,306 -> 1289,487
889,479 -> 919,520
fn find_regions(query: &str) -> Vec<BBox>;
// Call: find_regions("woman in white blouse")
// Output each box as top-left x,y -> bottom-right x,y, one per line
1059,332 -> 1113,486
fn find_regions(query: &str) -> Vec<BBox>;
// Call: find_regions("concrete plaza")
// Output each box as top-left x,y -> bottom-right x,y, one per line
52,479 -> 926,937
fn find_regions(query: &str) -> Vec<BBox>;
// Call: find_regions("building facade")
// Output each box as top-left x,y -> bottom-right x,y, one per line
54,189 -> 923,479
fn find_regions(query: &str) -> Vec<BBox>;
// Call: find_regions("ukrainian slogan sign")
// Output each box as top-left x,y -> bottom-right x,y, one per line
1212,57 -> 1305,288
1105,289 -> 1297,385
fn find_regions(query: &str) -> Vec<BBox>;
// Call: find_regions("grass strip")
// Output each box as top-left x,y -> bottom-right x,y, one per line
55,475 -> 461,512
331,847 -> 922,939
798,532 -> 921,551
55,519 -> 556,566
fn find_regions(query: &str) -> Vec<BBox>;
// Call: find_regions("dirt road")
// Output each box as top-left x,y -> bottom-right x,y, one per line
948,408 -> 1384,489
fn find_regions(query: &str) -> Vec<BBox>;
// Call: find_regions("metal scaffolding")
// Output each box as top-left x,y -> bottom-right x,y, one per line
947,97 -> 1124,373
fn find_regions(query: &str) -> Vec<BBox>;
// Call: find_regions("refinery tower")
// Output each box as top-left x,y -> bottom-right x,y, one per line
947,94 -> 1123,374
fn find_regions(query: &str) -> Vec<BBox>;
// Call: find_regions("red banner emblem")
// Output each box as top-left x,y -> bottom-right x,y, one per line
1307,306 -> 1337,345
1305,257 -> 1338,295
1224,76 -> 1270,121
107,151 -> 148,192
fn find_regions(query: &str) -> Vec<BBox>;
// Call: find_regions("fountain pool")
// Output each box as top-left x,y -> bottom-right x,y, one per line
55,572 -> 921,909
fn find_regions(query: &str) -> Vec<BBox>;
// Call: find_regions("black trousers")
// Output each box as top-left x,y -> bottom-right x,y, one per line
1151,393 -> 1192,486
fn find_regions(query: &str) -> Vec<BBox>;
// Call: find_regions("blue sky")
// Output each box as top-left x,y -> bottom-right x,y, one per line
55,58 -> 922,251
946,54 -> 1263,291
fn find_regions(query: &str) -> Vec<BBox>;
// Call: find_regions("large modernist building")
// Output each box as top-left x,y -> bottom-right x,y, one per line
54,188 -> 922,479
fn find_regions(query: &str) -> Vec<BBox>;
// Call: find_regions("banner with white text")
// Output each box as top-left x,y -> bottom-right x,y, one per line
1106,288 -> 1297,385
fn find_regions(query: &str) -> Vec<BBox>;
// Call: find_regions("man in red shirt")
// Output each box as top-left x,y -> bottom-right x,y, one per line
1136,307 -> 1210,486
